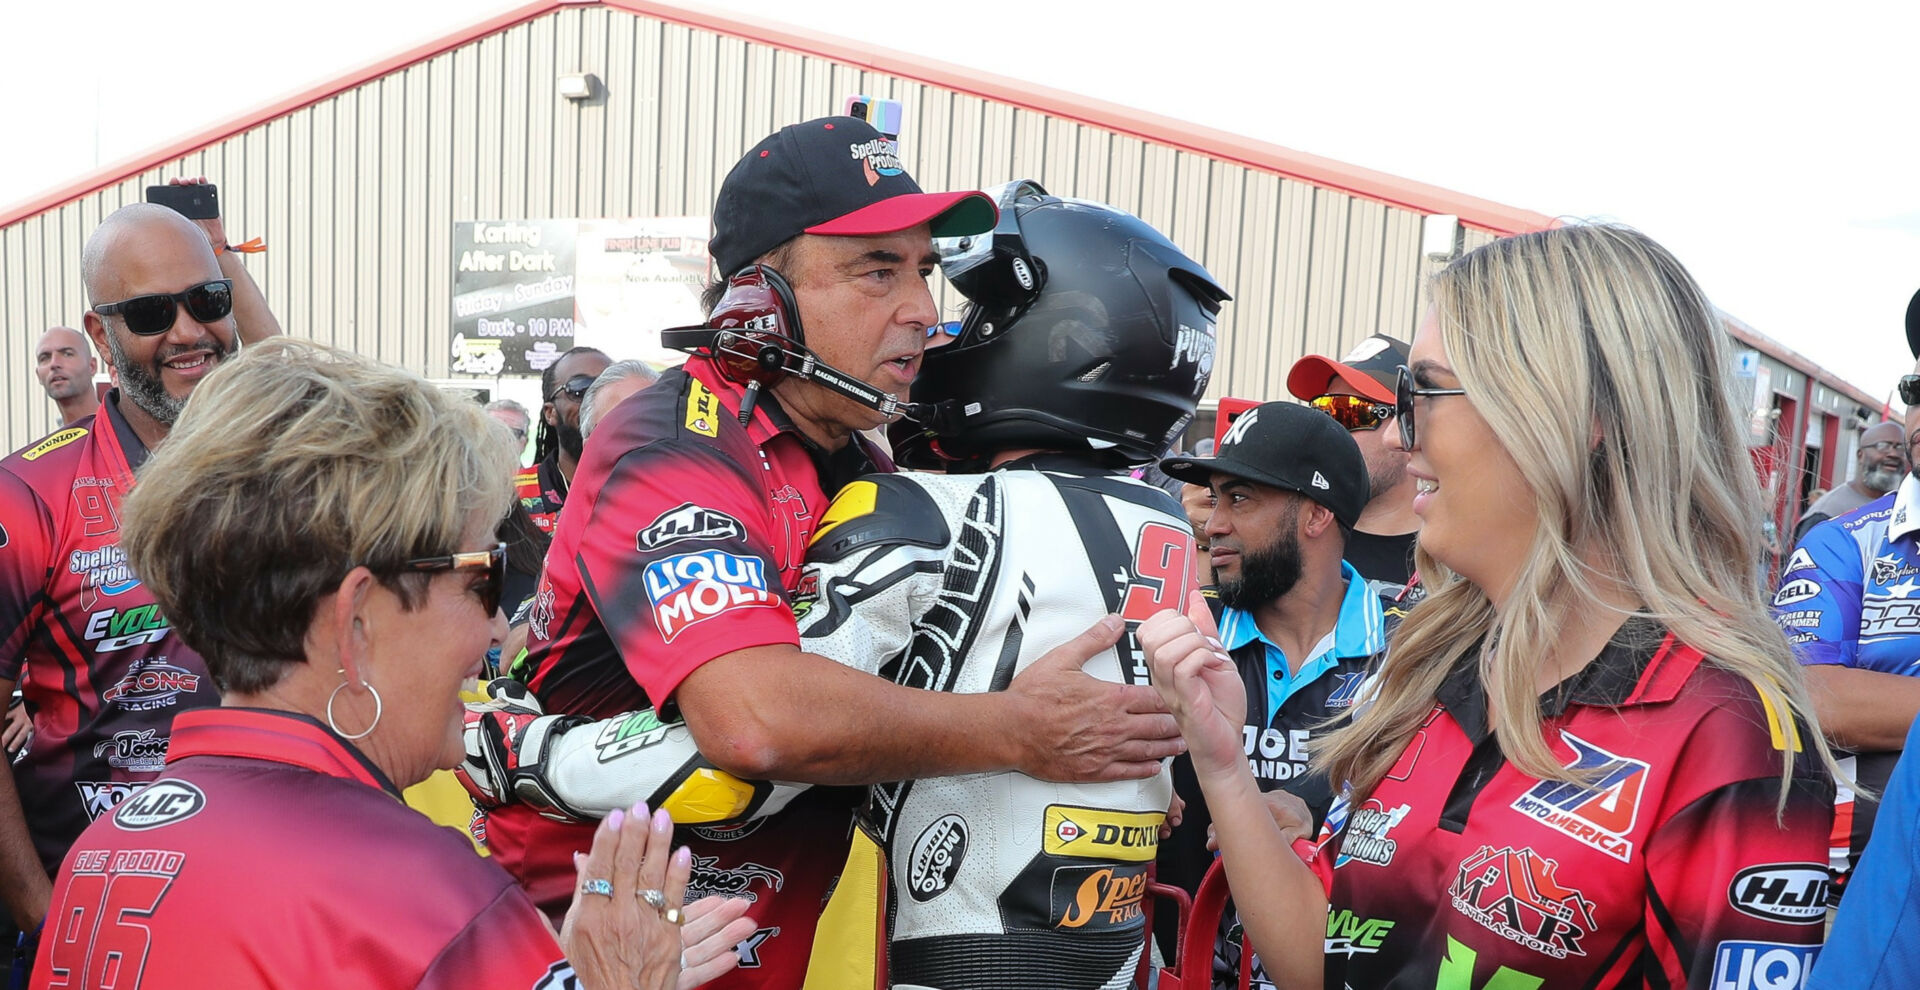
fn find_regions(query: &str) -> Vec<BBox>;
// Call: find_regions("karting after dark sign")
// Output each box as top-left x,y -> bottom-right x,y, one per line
450,220 -> 577,376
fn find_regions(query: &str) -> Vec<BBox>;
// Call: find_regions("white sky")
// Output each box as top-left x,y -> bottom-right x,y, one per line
6,0 -> 1918,401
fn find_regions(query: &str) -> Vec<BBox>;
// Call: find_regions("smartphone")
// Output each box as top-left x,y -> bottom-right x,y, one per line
146,183 -> 220,220
843,95 -> 903,140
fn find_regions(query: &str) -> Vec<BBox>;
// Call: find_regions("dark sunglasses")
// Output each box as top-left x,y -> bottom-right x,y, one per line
1310,394 -> 1395,432
1394,366 -> 1467,450
396,542 -> 507,616
1900,375 -> 1920,408
549,374 -> 594,403
90,279 -> 233,336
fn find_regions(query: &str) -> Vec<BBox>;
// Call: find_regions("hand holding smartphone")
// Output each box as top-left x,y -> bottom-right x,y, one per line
145,183 -> 220,220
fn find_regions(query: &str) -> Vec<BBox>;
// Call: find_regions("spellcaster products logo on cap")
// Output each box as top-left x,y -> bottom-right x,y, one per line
849,138 -> 903,186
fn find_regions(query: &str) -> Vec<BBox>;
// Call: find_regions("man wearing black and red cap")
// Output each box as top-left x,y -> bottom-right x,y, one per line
1287,334 -> 1422,615
476,118 -> 1181,988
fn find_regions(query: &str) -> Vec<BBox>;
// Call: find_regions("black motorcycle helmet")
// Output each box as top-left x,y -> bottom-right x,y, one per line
891,181 -> 1230,469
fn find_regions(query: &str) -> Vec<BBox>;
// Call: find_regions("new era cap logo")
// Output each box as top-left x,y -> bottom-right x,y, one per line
1312,471 -> 1330,490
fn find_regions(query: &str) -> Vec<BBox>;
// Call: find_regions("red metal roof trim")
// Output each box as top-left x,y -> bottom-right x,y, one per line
2,0 -> 1555,234
0,1 -> 561,227
1723,313 -> 1882,411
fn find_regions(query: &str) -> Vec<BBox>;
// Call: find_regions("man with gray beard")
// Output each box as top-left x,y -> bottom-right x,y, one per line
0,202 -> 276,975
1795,420 -> 1908,544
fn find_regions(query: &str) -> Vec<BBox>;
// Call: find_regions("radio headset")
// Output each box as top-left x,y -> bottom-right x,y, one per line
660,264 -> 933,426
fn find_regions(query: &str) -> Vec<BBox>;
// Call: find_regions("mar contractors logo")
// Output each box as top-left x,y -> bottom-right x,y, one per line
1335,800 -> 1410,868
111,779 -> 205,831
101,658 -> 200,712
1050,863 -> 1149,931
849,137 -> 903,185
1509,731 -> 1648,863
643,550 -> 780,643
94,729 -> 168,772
638,503 -> 746,551
1727,863 -> 1830,924
1450,845 -> 1597,960
75,780 -> 147,821
1043,805 -> 1162,862
686,855 -> 783,902
1711,940 -> 1819,990
906,814 -> 968,902
20,427 -> 86,462
85,604 -> 172,654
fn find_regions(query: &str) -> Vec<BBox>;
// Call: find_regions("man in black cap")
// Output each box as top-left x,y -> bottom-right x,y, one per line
1155,401 -> 1387,988
475,118 -> 1180,988
1287,334 -> 1422,616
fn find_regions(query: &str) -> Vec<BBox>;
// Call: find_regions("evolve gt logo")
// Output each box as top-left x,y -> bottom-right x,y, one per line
643,550 -> 780,643
638,503 -> 746,551
1450,845 -> 1597,960
1727,863 -> 1830,924
907,814 -> 968,901
75,780 -> 147,821
85,604 -> 171,653
592,709 -> 678,763
101,657 -> 200,712
1509,731 -> 1648,863
1710,940 -> 1819,990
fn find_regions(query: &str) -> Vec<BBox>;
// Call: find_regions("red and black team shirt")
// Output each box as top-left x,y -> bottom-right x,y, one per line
32,708 -> 568,989
1306,620 -> 1832,989
0,397 -> 219,874
514,455 -> 567,535
487,355 -> 883,989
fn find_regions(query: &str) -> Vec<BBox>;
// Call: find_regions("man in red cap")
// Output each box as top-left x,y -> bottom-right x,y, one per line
1287,334 -> 1422,616
477,118 -> 1182,988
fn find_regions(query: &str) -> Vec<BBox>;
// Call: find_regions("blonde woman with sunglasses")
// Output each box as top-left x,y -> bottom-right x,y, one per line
1144,224 -> 1838,989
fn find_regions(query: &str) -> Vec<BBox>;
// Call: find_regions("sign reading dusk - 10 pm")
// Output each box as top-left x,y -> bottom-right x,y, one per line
450,220 -> 578,376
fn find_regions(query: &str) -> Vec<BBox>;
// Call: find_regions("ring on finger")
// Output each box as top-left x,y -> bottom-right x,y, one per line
580,878 -> 614,897
639,888 -> 667,910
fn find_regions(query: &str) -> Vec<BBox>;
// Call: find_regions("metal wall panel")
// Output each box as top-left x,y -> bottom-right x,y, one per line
1,5 -> 1487,451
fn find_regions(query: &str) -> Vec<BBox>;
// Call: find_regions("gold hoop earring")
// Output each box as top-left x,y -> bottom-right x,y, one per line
326,669 -> 383,741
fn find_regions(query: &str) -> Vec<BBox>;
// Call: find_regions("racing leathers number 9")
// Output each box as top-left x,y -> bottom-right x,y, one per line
463,456 -> 1193,990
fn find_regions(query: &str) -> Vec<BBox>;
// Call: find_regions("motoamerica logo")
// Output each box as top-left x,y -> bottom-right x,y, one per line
686,855 -> 784,902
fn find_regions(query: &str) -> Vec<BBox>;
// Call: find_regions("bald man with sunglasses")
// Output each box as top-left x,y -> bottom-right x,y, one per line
0,200 -> 278,969
1287,334 -> 1423,618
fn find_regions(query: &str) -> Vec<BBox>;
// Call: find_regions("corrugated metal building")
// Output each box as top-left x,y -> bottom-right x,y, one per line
0,0 -> 1599,454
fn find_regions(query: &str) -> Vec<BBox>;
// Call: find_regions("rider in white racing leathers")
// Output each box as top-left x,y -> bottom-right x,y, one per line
460,184 -> 1230,990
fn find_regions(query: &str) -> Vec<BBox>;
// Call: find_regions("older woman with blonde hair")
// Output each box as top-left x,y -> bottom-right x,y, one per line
1145,224 -> 1837,988
30,339 -> 752,989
